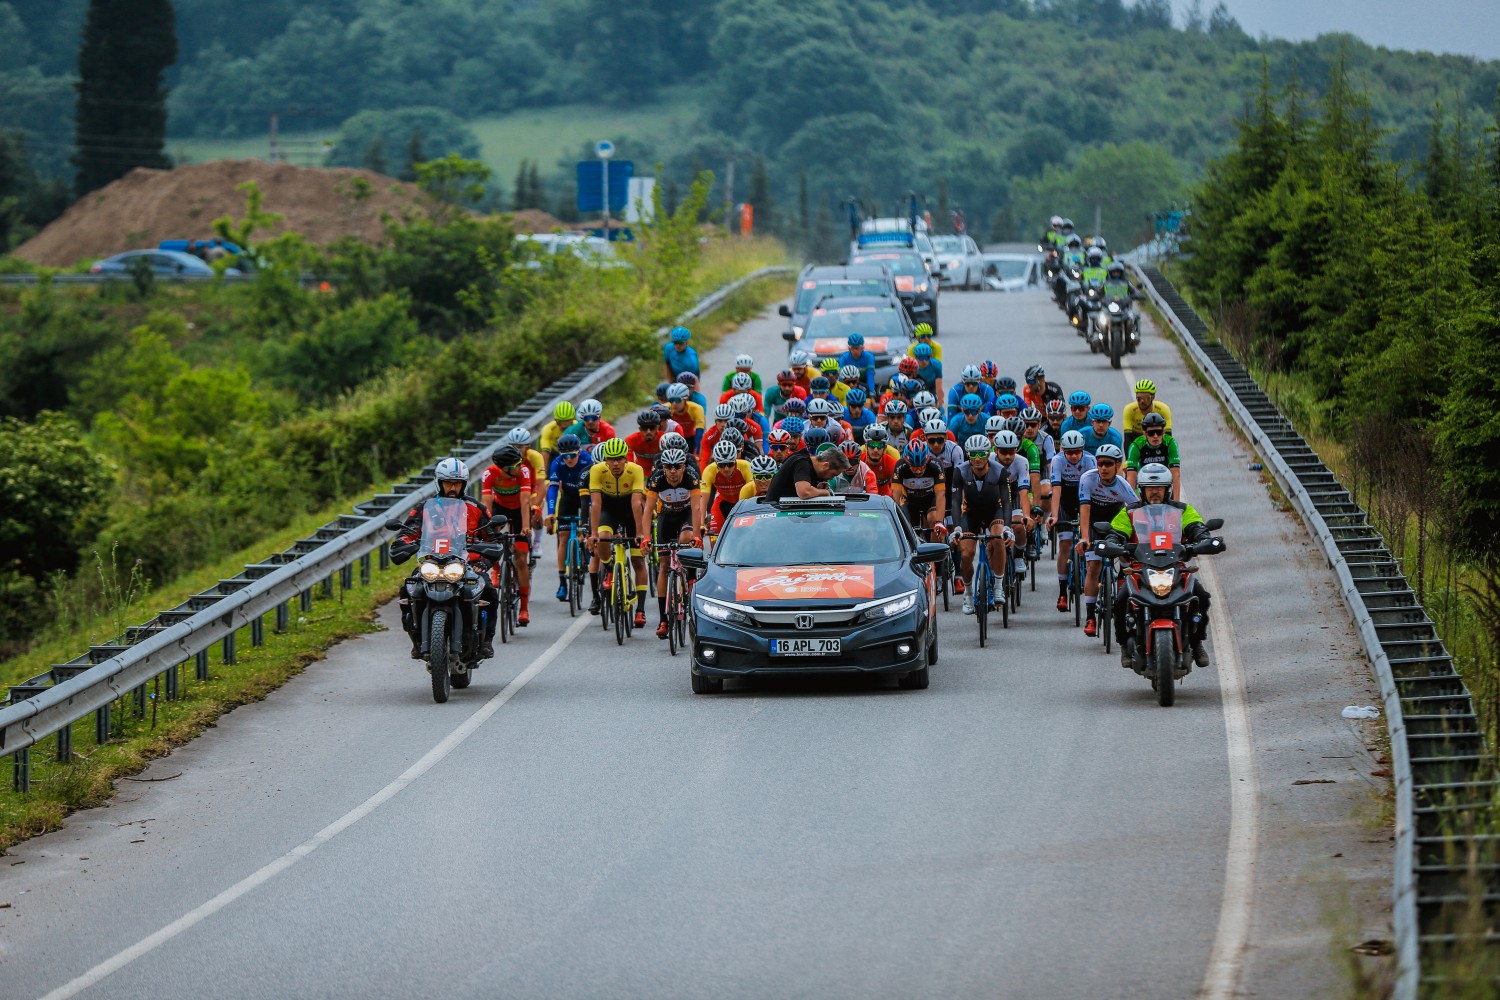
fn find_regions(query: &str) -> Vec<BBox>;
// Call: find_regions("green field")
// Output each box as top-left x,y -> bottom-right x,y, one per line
167,90 -> 702,184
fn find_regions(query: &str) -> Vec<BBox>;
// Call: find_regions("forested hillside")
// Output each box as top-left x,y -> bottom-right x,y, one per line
3,0 -> 1498,244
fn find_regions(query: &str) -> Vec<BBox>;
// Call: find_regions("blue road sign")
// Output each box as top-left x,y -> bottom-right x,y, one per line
577,160 -> 633,213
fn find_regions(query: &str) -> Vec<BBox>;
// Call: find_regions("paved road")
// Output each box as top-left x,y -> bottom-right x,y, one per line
0,283 -> 1392,999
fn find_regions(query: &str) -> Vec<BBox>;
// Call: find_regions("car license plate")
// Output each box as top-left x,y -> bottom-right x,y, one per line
770,638 -> 841,656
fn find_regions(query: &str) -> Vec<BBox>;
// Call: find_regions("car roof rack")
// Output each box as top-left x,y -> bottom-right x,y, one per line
760,494 -> 870,509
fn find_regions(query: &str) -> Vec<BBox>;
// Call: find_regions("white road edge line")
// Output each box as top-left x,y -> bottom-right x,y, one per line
38,614 -> 593,1000
1121,351 -> 1260,999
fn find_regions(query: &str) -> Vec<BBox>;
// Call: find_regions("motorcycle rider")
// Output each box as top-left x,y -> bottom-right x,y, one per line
1106,464 -> 1215,669
390,458 -> 499,659
1075,246 -> 1109,331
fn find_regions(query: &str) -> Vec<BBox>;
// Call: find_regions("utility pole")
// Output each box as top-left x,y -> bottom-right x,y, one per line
725,153 -> 736,235
268,112 -> 279,162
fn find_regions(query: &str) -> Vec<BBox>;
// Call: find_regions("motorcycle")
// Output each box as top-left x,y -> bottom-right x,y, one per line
1088,290 -> 1141,368
1094,508 -> 1226,707
387,497 -> 504,704
1071,278 -> 1105,335
1053,261 -> 1081,310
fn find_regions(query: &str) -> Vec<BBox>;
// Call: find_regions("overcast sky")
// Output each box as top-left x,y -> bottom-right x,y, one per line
1176,0 -> 1500,61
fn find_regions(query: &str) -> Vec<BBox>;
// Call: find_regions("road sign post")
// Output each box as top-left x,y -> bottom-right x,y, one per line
596,140 -> 615,236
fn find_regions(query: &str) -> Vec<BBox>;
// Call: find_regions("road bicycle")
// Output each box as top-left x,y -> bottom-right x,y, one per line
1025,505 -> 1046,592
957,531 -> 1004,647
916,525 -> 952,611
1062,524 -> 1087,628
491,531 -> 519,644
557,515 -> 588,618
601,535 -> 638,646
660,541 -> 693,656
1094,541 -> 1117,654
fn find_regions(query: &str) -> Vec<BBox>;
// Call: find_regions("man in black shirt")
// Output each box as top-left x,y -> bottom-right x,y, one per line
767,446 -> 850,501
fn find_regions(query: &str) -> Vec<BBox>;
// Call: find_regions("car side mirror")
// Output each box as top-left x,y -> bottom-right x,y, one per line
1204,517 -> 1224,531
778,304 -> 792,317
678,548 -> 707,571
385,519 -> 405,531
782,331 -> 798,342
911,542 -> 949,567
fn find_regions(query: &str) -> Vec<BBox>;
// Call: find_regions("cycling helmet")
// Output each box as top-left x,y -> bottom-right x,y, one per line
1003,416 -> 1025,435
665,383 -> 690,402
912,391 -> 936,408
789,351 -> 810,367
1067,390 -> 1092,408
992,430 -> 1020,450
864,425 -> 888,444
654,381 -> 671,400
995,393 -> 1020,411
492,445 -> 522,468
729,418 -> 751,436
919,407 -> 943,426
782,397 -> 807,415
578,398 -> 603,419
985,415 -> 1006,434
924,418 -> 949,437
590,442 -> 608,462
913,322 -> 934,338
901,377 -> 924,395
960,364 -> 982,381
995,377 -> 1018,394
1086,247 -> 1104,266
731,371 -> 753,391
978,360 -> 999,379
767,428 -> 793,446
846,333 -> 865,347
1137,463 -> 1172,487
839,439 -> 861,459
676,371 -> 698,386
1088,403 -> 1114,422
506,426 -> 532,445
839,364 -> 861,382
818,358 -> 839,374
670,326 -> 691,342
720,429 -> 744,450
713,403 -> 734,420
898,357 -> 920,376
750,455 -> 779,476
1025,364 -> 1046,383
711,439 -> 739,465
845,388 -> 867,406
903,440 -> 930,466
434,457 -> 468,483
960,393 -> 983,412
1020,406 -> 1043,422
637,409 -> 662,428
1141,412 -> 1167,430
1107,262 -> 1127,279
809,376 -> 831,393
883,399 -> 909,416
803,426 -> 830,450
1045,399 -> 1067,417
781,416 -> 806,436
730,393 -> 755,414
658,448 -> 688,467
1094,443 -> 1124,462
734,353 -> 754,369
556,434 -> 582,454
913,343 -> 933,360
598,437 -> 628,460
1060,430 -> 1086,450
964,434 -> 992,456
775,369 -> 795,383
553,400 -> 576,422
1134,378 -> 1157,395
659,432 -> 687,452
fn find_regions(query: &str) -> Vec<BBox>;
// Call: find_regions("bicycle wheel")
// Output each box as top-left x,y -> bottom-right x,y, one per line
1099,563 -> 1114,652
974,558 -> 989,648
666,570 -> 682,656
1071,552 -> 1083,628
1000,569 -> 1010,629
612,566 -> 626,645
497,563 -> 512,645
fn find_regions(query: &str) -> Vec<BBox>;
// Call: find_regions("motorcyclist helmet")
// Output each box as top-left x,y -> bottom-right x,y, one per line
1086,247 -> 1104,266
1066,235 -> 1082,249
992,430 -> 1020,450
666,383 -> 690,402
712,440 -> 739,465
1049,215 -> 1063,228
1137,463 -> 1172,487
964,434 -> 992,457
434,457 -> 469,485
1093,236 -> 1107,251
1060,430 -> 1086,450
670,326 -> 691,343
1088,403 -> 1114,422
492,445 -> 522,470
1067,391 -> 1092,409
1095,444 -> 1124,462
506,426 -> 532,445
637,409 -> 662,429
1060,219 -> 1075,233
1107,262 -> 1127,279
578,399 -> 603,420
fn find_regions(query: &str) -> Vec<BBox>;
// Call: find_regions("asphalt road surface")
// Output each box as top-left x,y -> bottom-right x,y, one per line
1,281 -> 1393,1000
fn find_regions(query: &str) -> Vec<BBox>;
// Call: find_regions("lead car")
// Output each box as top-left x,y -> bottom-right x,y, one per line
678,493 -> 950,694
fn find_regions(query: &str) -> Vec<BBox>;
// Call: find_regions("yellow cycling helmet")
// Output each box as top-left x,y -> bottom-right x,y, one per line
1134,379 -> 1157,395
554,400 -> 576,421
600,437 -> 630,459
818,357 -> 839,374
913,323 -> 934,338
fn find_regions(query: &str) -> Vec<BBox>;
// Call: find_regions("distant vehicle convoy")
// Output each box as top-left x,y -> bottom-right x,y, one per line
90,249 -> 243,276
512,233 -> 628,269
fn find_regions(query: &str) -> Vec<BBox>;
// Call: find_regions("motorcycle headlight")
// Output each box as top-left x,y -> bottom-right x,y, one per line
419,561 -> 441,581
1108,302 -> 1121,314
442,562 -> 466,583
1147,568 -> 1176,596
792,325 -> 804,338
695,596 -> 754,627
858,591 -> 919,623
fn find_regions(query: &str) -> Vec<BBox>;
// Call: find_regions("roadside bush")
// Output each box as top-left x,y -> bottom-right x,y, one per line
256,293 -> 419,401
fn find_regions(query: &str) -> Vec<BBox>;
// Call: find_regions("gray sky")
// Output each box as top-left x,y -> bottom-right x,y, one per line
1176,0 -> 1500,61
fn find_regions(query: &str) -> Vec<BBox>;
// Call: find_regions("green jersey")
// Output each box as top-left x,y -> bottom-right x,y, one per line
1018,436 -> 1042,474
1128,434 -> 1180,470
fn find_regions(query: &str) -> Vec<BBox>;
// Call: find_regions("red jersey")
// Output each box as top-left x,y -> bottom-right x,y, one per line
481,462 -> 535,509
718,388 -> 765,410
624,430 -> 665,478
863,449 -> 898,495
397,499 -> 489,563
574,419 -> 617,446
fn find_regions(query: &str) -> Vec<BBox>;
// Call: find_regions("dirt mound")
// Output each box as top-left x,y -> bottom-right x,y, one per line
13,160 -> 434,268
506,208 -> 567,233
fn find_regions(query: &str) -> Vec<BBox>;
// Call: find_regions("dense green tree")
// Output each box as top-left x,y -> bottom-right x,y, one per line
72,0 -> 178,196
326,107 -> 479,174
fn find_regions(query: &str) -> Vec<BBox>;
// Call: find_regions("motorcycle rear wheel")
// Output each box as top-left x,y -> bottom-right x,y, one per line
1153,636 -> 1176,707
429,610 -> 451,704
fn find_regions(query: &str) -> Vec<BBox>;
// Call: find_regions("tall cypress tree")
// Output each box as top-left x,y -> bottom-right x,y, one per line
73,0 -> 177,196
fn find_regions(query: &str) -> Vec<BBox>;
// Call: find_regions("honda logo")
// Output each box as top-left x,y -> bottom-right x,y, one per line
795,614 -> 815,630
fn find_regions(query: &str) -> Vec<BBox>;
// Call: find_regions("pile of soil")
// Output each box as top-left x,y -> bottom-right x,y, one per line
14,160 -> 437,268
506,208 -> 567,233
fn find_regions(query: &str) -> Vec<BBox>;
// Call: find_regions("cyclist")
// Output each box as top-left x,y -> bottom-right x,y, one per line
787,352 -> 813,392
991,429 -> 1035,577
862,425 -> 899,495
765,426 -> 796,466
977,360 -> 1000,392
739,454 -> 780,500
697,403 -> 735,467
645,446 -> 703,639
663,326 -> 699,382
994,392 -> 1022,426
664,384 -> 704,451
948,393 -> 990,441
1080,403 -> 1123,455
544,433 -> 593,603
481,444 -> 534,627
910,342 -> 943,399
824,439 -> 875,494
1061,391 -> 1093,434
540,400 -> 576,465
816,358 -> 841,389
624,409 -> 666,478
1020,406 -> 1057,475
658,431 -> 698,474
839,334 -> 877,392
566,398 -> 616,446
843,388 -> 877,439
507,426 -> 548,557
907,322 -> 943,360
881,399 -> 912,452
807,396 -> 851,442
891,439 -> 947,538
1076,443 -> 1138,637
951,435 -> 1014,616
719,371 -> 765,411
1122,378 -> 1173,449
947,365 -> 996,418
730,392 -> 769,444
833,364 -> 865,405
720,353 -> 763,395
676,371 -> 708,410
702,438 -> 753,539
1106,464 -> 1214,669
772,396 -> 807,430
584,436 -> 649,626
1047,429 -> 1098,612
764,369 -> 808,422
1022,364 -> 1064,412
1043,398 -> 1068,446
1126,411 -> 1181,499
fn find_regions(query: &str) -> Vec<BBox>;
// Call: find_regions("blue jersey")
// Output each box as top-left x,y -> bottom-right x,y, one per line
1078,425 -> 1123,456
946,382 -> 996,418
844,407 -> 877,432
1061,415 -> 1091,434
662,342 -> 700,378
947,412 -> 989,442
838,350 -> 876,392
546,451 -> 595,513
913,359 -> 942,393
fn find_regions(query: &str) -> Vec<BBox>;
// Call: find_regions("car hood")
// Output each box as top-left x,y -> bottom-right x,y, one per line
695,561 -> 919,609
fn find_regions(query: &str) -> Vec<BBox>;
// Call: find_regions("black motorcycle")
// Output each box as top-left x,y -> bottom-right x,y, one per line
387,497 -> 503,704
1095,508 -> 1225,707
1088,289 -> 1141,368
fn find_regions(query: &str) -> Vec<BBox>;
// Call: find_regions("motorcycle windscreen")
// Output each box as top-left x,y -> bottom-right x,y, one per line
1130,504 -> 1183,561
419,497 -> 470,561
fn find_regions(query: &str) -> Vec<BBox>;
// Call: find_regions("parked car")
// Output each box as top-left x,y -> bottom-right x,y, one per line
779,264 -> 898,350
512,233 -> 628,269
929,234 -> 985,290
981,253 -> 1044,292
90,249 -> 240,277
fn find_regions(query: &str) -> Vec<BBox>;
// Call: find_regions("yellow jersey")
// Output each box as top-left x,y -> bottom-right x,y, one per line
907,341 -> 944,361
584,461 -> 645,497
1122,400 -> 1173,437
539,419 -> 572,455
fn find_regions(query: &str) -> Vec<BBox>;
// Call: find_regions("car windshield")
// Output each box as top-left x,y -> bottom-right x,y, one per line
929,236 -> 965,253
795,278 -> 891,313
805,306 -> 908,340
715,509 -> 903,566
850,252 -> 925,278
989,258 -> 1031,280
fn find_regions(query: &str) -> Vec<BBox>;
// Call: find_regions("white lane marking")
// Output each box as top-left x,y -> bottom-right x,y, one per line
1123,335 -> 1260,997
39,614 -> 592,1000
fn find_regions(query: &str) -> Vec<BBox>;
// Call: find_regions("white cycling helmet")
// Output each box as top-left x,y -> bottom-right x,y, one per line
665,383 -> 689,401
1095,443 -> 1124,462
919,406 -> 943,426
1137,462 -> 1173,487
577,398 -> 603,419
1060,430 -> 1086,450
749,455 -> 778,476
963,434 -> 992,455
506,426 -> 531,445
960,364 -> 982,380
912,391 -> 936,408
712,439 -> 739,464
839,364 -> 861,381
992,430 -> 1020,450
884,399 -> 908,415
734,353 -> 754,369
590,442 -> 608,461
434,457 -> 468,483
714,403 -> 734,420
923,418 -> 948,436
731,371 -> 753,390
789,350 -> 810,366
984,415 -> 1006,434
730,392 -> 755,414
660,432 -> 688,451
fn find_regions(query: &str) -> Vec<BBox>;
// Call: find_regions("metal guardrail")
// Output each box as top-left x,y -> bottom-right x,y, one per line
667,265 -> 795,330
1131,262 -> 1497,999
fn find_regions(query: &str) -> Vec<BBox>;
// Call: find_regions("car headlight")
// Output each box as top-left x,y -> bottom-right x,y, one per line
858,591 -> 919,623
1147,568 -> 1175,596
792,325 -> 804,338
442,562 -> 466,582
945,259 -> 960,269
695,596 -> 754,627
1108,302 -> 1121,314
916,282 -> 929,293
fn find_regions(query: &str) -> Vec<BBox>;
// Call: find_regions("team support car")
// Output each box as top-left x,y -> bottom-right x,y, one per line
848,247 -> 939,332
779,264 -> 898,348
929,233 -> 985,290
801,295 -> 914,387
679,493 -> 949,693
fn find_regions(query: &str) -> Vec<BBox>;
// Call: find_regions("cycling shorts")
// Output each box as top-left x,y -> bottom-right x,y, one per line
708,496 -> 739,534
596,496 -> 637,539
656,508 -> 694,543
903,494 -> 938,526
554,490 -> 582,523
493,506 -> 524,537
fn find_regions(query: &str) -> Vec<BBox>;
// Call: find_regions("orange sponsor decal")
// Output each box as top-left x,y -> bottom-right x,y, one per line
894,275 -> 915,292
734,565 -> 876,601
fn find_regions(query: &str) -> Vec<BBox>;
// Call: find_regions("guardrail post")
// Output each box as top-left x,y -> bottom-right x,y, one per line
165,662 -> 180,700
360,553 -> 371,584
299,588 -> 312,613
56,722 -> 71,764
195,649 -> 209,681
340,563 -> 353,593
94,704 -> 109,745
251,614 -> 264,647
322,574 -> 334,598
12,748 -> 29,793
132,685 -> 146,719
276,600 -> 290,633
379,547 -> 390,571
221,630 -> 236,666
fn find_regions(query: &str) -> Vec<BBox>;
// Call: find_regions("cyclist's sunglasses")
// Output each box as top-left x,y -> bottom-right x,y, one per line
966,450 -> 991,459
996,449 -> 1017,459
1096,458 -> 1118,467
559,451 -> 580,459
583,415 -> 600,423
769,443 -> 791,452
1024,420 -> 1041,428
1070,404 -> 1088,412
753,473 -> 776,482
1145,428 -> 1165,436
1063,448 -> 1084,458
659,461 -> 685,470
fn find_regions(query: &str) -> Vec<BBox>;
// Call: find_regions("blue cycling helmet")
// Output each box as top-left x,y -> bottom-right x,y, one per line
901,377 -> 923,395
995,393 -> 1021,411
912,343 -> 933,360
782,396 -> 807,414
995,376 -> 1017,393
960,393 -> 983,412
803,425 -> 831,450
654,381 -> 670,399
809,376 -> 830,392
781,416 -> 806,435
1068,390 -> 1092,408
669,326 -> 691,342
846,388 -> 867,406
903,439 -> 931,466
556,433 -> 582,454
1089,403 -> 1114,422
847,333 -> 864,347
